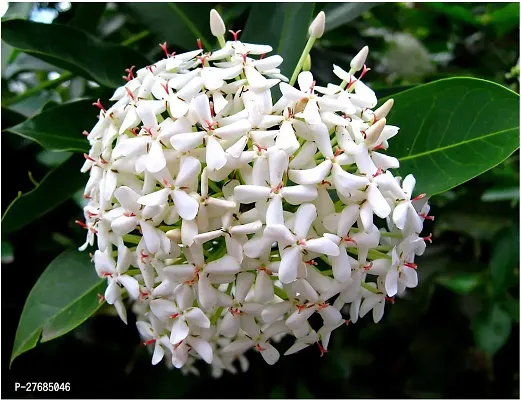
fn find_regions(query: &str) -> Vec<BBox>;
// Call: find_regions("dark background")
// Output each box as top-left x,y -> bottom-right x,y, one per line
2,2 -> 519,398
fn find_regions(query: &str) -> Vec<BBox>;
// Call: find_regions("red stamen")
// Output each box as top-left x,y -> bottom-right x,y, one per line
419,213 -> 435,221
253,143 -> 266,152
82,130 -> 89,136
310,80 -> 316,93
320,180 -> 332,187
363,262 -> 373,271
255,343 -> 266,352
359,64 -> 371,80
296,304 -> 308,314
361,130 -> 367,139
343,236 -> 357,245
204,119 -> 216,131
125,87 -> 136,101
159,42 -> 169,57
229,30 -> 242,41
174,340 -> 183,350
139,288 -> 149,300
270,182 -> 284,194
229,307 -> 241,316
423,233 -> 433,244
259,53 -> 265,60
83,153 -> 96,162
342,114 -> 352,121
161,82 -> 169,95
97,293 -> 105,304
372,166 -> 384,178
144,338 -> 156,346
317,342 -> 328,357
209,101 -> 215,118
345,319 -> 351,326
198,55 -> 208,68
123,212 -> 136,217
162,178 -> 172,188
347,76 -> 357,90
130,127 -> 139,136
334,147 -> 345,157
317,302 -> 329,310
169,313 -> 180,319
92,99 -> 106,112
239,52 -> 249,64
99,155 -> 109,165
305,259 -> 318,266
101,272 -> 113,278
258,266 -> 272,275
385,296 -> 395,304
403,262 -> 417,270
412,193 -> 426,201
123,75 -> 131,82
87,210 -> 98,218
140,250 -> 149,263
197,39 -> 203,50
372,143 -> 385,151
297,239 -> 306,246
83,194 -> 92,199
143,126 -> 153,136
125,65 -> 135,79
146,64 -> 156,73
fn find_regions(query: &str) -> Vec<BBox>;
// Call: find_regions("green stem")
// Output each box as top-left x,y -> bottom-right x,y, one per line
158,225 -> 178,232
4,72 -> 73,107
361,282 -> 382,294
274,285 -> 289,300
339,68 -> 357,90
289,35 -> 316,86
121,30 -> 150,46
208,180 -> 222,196
123,234 -> 141,245
210,282 -> 233,324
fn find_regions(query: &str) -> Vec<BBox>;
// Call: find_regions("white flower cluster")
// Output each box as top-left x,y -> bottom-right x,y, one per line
79,10 -> 433,377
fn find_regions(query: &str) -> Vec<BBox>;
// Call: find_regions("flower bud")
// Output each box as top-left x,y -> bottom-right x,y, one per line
166,228 -> 182,243
210,9 -> 226,37
374,99 -> 394,120
365,118 -> 386,146
308,11 -> 325,38
350,46 -> 369,72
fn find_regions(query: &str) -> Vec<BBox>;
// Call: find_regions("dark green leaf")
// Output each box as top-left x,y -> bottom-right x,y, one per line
1,19 -> 150,88
384,78 -> 520,195
472,303 -> 512,355
502,297 -> 520,323
36,150 -> 73,168
2,155 -> 85,235
324,3 -> 379,32
489,226 -> 519,296
1,240 -> 14,264
485,3 -> 520,37
123,3 -> 214,51
436,272 -> 482,294
11,249 -> 105,365
68,3 -> 107,31
5,99 -> 94,152
242,3 -> 316,79
375,85 -> 416,99
4,53 -> 63,79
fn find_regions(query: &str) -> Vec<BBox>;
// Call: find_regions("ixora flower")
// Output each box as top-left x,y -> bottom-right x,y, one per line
79,9 -> 433,376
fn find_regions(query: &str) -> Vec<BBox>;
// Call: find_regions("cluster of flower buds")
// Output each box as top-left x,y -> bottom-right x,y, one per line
80,9 -> 432,377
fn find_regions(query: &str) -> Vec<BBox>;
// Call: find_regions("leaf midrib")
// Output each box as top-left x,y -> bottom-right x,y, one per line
398,126 -> 519,162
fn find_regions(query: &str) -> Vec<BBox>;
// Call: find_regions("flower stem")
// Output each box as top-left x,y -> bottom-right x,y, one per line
289,36 -> 317,86
361,282 -> 381,294
121,30 -> 150,46
123,234 -> 141,245
274,285 -> 289,300
210,282 -> 233,324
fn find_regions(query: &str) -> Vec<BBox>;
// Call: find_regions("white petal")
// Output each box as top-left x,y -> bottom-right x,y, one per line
392,201 -> 409,230
318,305 -> 343,326
118,275 -> 140,300
175,156 -> 201,188
310,123 -> 333,158
219,312 -> 240,337
254,271 -> 274,304
184,307 -> 211,329
205,255 -> 241,274
140,221 -> 160,253
266,194 -> 284,226
268,148 -> 289,188
136,102 -> 158,130
258,341 -> 280,365
286,307 -> 315,330
170,131 -> 205,151
367,183 -> 391,218
279,246 -> 302,284
294,203 -> 317,239
150,298 -> 179,320
276,121 -> 300,154
338,204 -> 359,237
298,71 -> 314,92
279,82 -> 305,102
173,189 -> 199,220
187,337 -> 213,364
331,246 -> 352,283
197,273 -> 217,309
305,237 -> 339,256
235,272 -> 255,303
280,185 -> 317,205
152,342 -> 165,365
288,160 -> 332,185
206,135 -> 227,170
138,188 -> 170,207
234,185 -> 271,203
213,120 -> 251,140
170,318 -> 189,344
169,95 -> 190,118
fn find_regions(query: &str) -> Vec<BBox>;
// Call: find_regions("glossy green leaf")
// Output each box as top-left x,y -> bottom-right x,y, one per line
1,19 -> 150,88
324,3 -> 379,32
2,155 -> 85,235
472,303 -> 512,355
385,78 -> 520,195
5,99 -> 94,152
489,226 -> 520,296
68,3 -> 107,31
11,249 -> 105,365
123,3 -> 214,51
242,3 -> 316,79
436,272 -> 482,294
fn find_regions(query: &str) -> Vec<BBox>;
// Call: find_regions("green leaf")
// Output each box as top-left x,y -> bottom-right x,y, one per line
472,303 -> 512,355
324,2 -> 379,32
436,272 -> 482,294
1,240 -> 14,264
5,99 -> 94,152
4,53 -> 64,79
123,3 -> 214,51
385,78 -> 520,195
2,155 -> 85,235
1,19 -> 150,88
489,226 -> 520,296
242,3 -> 316,79
68,3 -> 107,31
11,249 -> 105,365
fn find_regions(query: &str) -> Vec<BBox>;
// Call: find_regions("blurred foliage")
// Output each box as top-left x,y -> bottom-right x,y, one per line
1,2 -> 519,399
